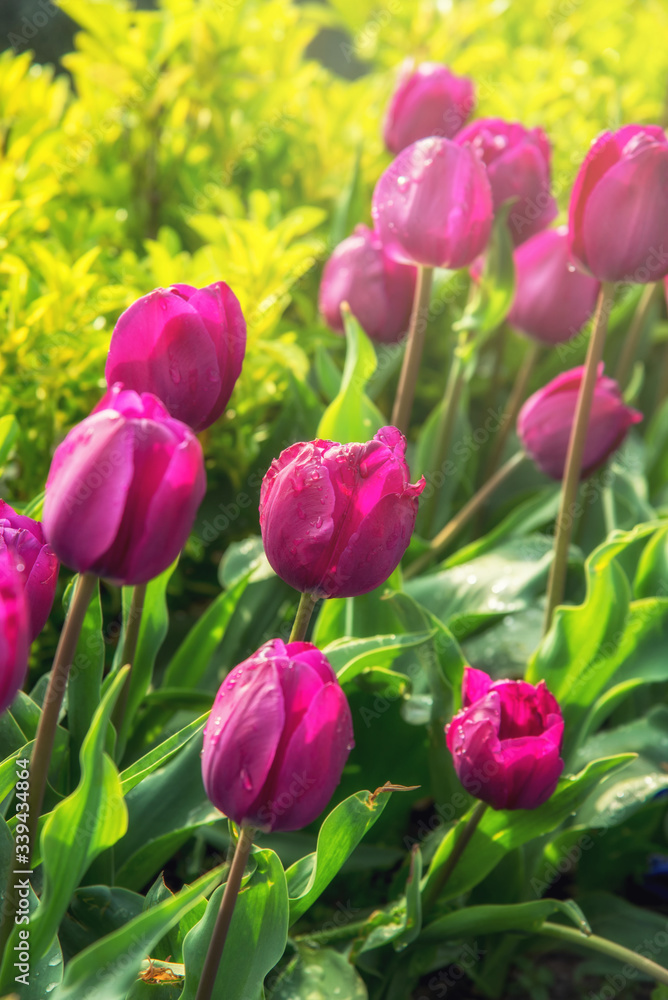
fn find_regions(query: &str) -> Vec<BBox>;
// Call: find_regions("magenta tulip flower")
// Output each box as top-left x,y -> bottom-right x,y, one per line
43,384 -> 206,585
0,549 -> 29,715
384,60 -> 475,154
319,225 -> 417,344
507,227 -> 600,344
455,118 -> 557,245
372,137 -> 493,269
106,282 -> 246,431
517,365 -> 642,480
202,639 -> 353,831
0,501 -> 58,642
260,426 -> 425,598
569,125 -> 668,283
446,667 -> 564,810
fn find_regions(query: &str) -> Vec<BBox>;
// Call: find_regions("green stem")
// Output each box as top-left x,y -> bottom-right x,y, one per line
391,265 -> 434,435
423,801 -> 487,911
405,452 -> 526,579
111,581 -> 147,747
537,922 -> 668,987
194,826 -> 255,1000
289,592 -> 317,643
614,282 -> 658,390
543,282 -> 615,633
486,341 -> 541,478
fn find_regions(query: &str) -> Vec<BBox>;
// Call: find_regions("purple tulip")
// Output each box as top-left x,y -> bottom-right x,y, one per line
446,667 -> 564,810
0,501 -> 59,642
507,227 -> 600,344
319,225 -> 417,344
106,282 -> 246,431
0,548 -> 29,715
384,60 -> 475,154
569,125 -> 668,283
260,426 -> 425,599
43,384 -> 206,586
455,117 -> 557,245
517,365 -> 642,480
202,639 -> 354,832
371,137 -> 493,269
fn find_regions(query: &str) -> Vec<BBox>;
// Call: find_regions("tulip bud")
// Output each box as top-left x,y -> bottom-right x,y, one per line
0,501 -> 59,642
517,365 -> 642,480
383,60 -> 475,154
202,639 -> 354,831
372,137 -> 493,269
455,117 -> 557,246
568,125 -> 668,283
507,227 -> 600,344
43,384 -> 206,585
0,549 -> 29,715
106,282 -> 246,431
446,667 -> 564,810
319,225 -> 417,344
260,426 -> 425,599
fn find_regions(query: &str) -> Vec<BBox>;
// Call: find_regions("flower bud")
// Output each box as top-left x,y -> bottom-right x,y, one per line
0,501 -> 59,642
372,137 -> 493,269
106,282 -> 246,431
43,384 -> 206,585
507,227 -> 600,344
446,667 -> 564,810
260,426 -> 425,599
568,125 -> 668,283
202,639 -> 354,832
517,365 -> 642,480
455,117 -> 557,245
319,225 -> 417,344
384,60 -> 474,154
0,549 -> 29,715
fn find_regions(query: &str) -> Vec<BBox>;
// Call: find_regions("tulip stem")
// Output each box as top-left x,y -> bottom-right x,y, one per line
536,922 -> 668,987
543,282 -> 615,633
111,582 -> 147,751
614,282 -> 658,390
195,826 -> 255,1000
486,341 -> 541,477
289,592 -> 318,643
423,800 -> 487,911
391,265 -> 434,435
405,452 -> 526,579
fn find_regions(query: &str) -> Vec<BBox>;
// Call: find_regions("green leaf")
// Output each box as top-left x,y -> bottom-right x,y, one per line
119,714 -> 208,795
272,944 -> 368,999
324,632 -> 433,686
66,577 -> 104,783
180,848 -> 289,1000
58,885 -> 145,960
0,414 -> 19,468
419,898 -> 589,943
454,204 -> 515,338
317,307 -> 384,444
7,882 -> 63,999
359,846 -> 423,954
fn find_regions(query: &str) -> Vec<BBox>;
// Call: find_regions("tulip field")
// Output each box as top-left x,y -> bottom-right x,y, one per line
3,0 -> 668,997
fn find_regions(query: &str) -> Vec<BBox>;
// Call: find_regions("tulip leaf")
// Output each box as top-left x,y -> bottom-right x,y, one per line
58,885 -> 145,960
419,898 -> 590,943
180,849 -> 289,1000
359,845 -> 423,955
119,713 -> 208,795
317,306 -> 385,444
454,203 -> 516,339
324,631 -> 433,685
65,576 -> 104,785
286,789 -> 391,924
271,944 -> 368,1000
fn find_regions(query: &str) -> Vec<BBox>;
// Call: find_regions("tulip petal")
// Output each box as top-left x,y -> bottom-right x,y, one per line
568,131 -> 622,273
462,666 -> 494,707
187,282 -> 247,422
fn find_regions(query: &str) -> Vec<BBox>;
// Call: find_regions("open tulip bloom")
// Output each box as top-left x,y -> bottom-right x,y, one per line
0,501 -> 58,642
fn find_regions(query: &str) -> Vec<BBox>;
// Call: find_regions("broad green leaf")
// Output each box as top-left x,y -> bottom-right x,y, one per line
119,714 -> 208,795
359,846 -> 423,954
324,632 -> 433,686
317,307 -> 384,444
66,577 -> 104,782
455,204 -> 515,338
272,945 -> 368,1000
0,742 -> 34,802
445,487 -> 560,567
419,898 -> 589,943
59,885 -> 145,960
7,882 -> 63,999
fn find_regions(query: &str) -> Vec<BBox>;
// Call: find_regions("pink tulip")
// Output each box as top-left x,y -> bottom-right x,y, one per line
43,384 -> 206,585
0,501 -> 58,642
455,117 -> 557,245
202,639 -> 353,831
384,60 -> 475,154
260,426 -> 425,598
446,667 -> 564,810
507,227 -> 600,344
0,549 -> 29,715
319,225 -> 417,344
106,282 -> 246,431
569,125 -> 668,283
517,365 -> 642,480
372,137 -> 493,269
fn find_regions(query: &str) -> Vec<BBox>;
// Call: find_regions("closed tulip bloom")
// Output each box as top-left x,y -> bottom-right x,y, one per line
455,118 -> 557,245
384,60 -> 475,154
372,137 -> 493,269
508,227 -> 600,344
0,549 -> 29,715
0,501 -> 58,642
569,125 -> 668,283
43,384 -> 206,585
446,667 -> 564,810
106,282 -> 246,431
517,365 -> 642,480
260,426 -> 425,599
202,639 -> 354,831
319,225 -> 417,344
